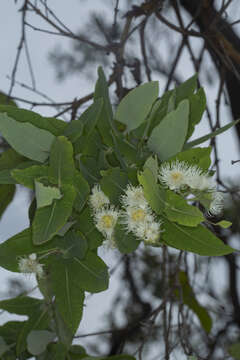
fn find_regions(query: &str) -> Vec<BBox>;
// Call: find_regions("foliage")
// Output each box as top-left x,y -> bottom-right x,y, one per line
0,70 -> 237,360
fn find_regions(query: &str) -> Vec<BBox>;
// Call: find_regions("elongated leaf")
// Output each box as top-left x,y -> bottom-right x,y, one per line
0,160 -> 36,184
74,207 -> 103,250
11,165 -> 48,189
27,330 -> 55,356
187,87 -> 206,139
0,228 -> 65,272
0,184 -> 15,219
35,180 -> 62,208
72,252 -> 109,293
176,271 -> 212,333
94,67 -> 114,146
0,91 -> 17,107
0,336 -> 9,357
148,100 -> 189,160
162,219 -> 235,256
115,82 -> 159,132
16,305 -> 49,356
184,118 -> 240,149
0,148 -> 26,170
49,136 -> 75,187
100,167 -> 128,205
0,105 -> 66,135
165,191 -> 204,227
50,258 -> 85,334
0,321 -> 25,343
114,221 -> 140,254
0,113 -> 55,162
169,147 -> 211,171
138,167 -> 166,214
73,170 -> 90,213
61,230 -> 88,260
175,74 -> 198,104
0,296 -> 42,316
33,184 -> 76,244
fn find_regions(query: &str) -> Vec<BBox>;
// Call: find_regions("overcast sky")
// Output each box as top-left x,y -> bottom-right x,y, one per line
1,1 -> 240,357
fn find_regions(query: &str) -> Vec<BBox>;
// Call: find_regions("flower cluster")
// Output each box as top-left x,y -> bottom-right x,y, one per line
158,160 -> 224,215
89,185 -> 119,247
18,253 -> 44,278
121,185 -> 162,245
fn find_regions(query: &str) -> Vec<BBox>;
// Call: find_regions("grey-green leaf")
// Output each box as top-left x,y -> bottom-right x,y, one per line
32,184 -> 76,244
0,113 -> 55,162
35,180 -> 62,208
148,100 -> 189,160
115,82 -> 159,132
27,330 -> 55,355
162,219 -> 235,256
184,118 -> 240,149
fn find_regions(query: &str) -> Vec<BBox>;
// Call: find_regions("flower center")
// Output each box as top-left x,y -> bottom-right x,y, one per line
131,209 -> 146,222
101,215 -> 114,228
170,171 -> 183,183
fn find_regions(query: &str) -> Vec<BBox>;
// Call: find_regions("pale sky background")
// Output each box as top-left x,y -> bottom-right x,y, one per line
0,1 -> 240,358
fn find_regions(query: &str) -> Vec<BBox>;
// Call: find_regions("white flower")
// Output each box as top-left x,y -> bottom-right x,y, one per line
209,192 -> 224,215
18,253 -> 44,278
187,173 -> 215,192
158,161 -> 195,191
95,206 -> 119,240
135,220 -> 162,244
122,206 -> 153,232
89,184 -> 110,212
121,185 -> 148,209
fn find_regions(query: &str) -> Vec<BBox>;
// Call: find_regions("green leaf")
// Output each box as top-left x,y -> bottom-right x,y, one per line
0,184 -> 15,219
50,258 -> 85,334
74,207 -> 103,250
138,167 -> 166,214
0,91 -> 17,107
148,90 -> 174,134
165,191 -> 204,227
184,118 -> 240,149
229,341 -> 240,359
0,148 -> 26,170
0,321 -> 25,343
0,336 -> 9,356
187,87 -> 206,139
143,156 -> 159,181
73,170 -> 90,213
114,221 -> 140,254
0,105 -> 66,136
169,147 -> 211,171
0,113 -> 55,162
16,305 -> 49,356
61,230 -> 88,260
0,160 -> 36,184
175,74 -> 198,104
27,330 -> 55,355
94,67 -> 114,146
32,184 -> 76,244
100,167 -> 128,205
11,165 -> 48,189
162,219 -> 235,256
148,100 -> 189,160
72,252 -> 109,293
35,180 -> 62,208
49,136 -> 75,187
68,99 -> 103,151
176,271 -> 212,333
77,155 -> 101,186
0,228 -> 58,272
216,220 -> 232,228
0,296 -> 42,316
115,82 -> 159,132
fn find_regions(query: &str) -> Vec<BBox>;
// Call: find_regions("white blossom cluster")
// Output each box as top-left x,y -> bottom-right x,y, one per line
121,185 -> 162,245
89,185 -> 119,248
18,253 -> 44,278
158,160 -> 224,215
